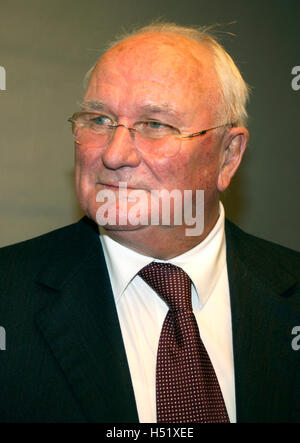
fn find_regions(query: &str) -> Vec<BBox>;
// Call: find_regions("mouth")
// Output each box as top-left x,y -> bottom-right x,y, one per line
97,182 -> 145,191
97,182 -> 120,189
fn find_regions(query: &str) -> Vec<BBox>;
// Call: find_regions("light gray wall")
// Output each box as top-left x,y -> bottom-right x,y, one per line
1,0 -> 299,250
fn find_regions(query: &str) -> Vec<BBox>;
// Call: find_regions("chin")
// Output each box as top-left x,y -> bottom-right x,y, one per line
95,199 -> 152,229
97,221 -> 147,232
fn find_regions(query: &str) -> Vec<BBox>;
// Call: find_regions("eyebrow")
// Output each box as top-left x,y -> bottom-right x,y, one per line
80,100 -> 183,123
80,100 -> 107,112
137,103 -> 181,119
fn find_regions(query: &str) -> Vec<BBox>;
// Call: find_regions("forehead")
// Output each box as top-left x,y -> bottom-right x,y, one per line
84,33 -> 221,122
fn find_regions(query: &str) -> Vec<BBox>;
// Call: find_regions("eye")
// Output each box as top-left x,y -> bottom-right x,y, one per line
144,120 -> 173,130
84,113 -> 115,134
147,121 -> 167,129
135,120 -> 180,138
89,114 -> 114,126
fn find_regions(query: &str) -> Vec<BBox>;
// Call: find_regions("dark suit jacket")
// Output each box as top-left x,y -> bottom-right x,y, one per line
0,217 -> 299,422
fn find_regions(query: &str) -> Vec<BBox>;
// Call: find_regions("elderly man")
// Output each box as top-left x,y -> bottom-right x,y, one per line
0,23 -> 299,423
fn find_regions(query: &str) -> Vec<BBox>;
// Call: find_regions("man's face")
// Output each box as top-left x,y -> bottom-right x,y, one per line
75,33 -> 246,255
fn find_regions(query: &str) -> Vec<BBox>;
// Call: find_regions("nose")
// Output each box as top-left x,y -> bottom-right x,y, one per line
101,125 -> 141,170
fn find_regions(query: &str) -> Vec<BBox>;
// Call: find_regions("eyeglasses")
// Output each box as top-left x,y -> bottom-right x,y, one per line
68,111 -> 234,158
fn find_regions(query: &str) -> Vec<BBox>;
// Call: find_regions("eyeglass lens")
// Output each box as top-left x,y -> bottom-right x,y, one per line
73,125 -> 182,158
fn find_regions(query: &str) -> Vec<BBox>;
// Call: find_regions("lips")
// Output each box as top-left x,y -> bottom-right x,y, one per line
98,182 -> 120,189
97,182 -> 145,191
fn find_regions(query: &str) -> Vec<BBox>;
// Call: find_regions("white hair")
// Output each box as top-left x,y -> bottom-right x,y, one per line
84,22 -> 250,127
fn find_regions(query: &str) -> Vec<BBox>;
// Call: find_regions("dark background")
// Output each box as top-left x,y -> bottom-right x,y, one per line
0,0 -> 299,250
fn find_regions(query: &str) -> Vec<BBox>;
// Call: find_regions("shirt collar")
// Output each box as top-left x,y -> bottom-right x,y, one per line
99,202 -> 226,306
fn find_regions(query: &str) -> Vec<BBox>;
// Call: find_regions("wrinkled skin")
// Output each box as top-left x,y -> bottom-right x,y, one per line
75,32 -> 249,258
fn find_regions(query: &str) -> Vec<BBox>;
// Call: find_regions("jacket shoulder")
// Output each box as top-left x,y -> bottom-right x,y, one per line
1,221 -> 78,264
0,217 -> 98,276
225,219 -> 300,279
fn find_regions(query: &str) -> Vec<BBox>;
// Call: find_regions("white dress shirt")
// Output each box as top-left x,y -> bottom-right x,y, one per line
99,202 -> 236,423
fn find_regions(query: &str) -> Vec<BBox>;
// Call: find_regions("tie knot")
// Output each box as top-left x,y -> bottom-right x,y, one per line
138,262 -> 192,312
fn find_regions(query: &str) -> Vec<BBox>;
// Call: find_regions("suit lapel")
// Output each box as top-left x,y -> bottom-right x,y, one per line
225,220 -> 300,422
35,218 -> 138,422
33,216 -> 299,422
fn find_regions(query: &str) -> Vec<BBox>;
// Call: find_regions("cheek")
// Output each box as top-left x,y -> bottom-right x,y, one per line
75,146 -> 101,181
160,139 -> 221,192
75,146 -> 104,208
188,138 -> 222,187
193,154 -> 220,188
75,146 -> 105,219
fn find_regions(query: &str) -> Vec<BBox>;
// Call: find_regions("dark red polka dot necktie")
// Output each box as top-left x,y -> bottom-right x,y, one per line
138,262 -> 229,423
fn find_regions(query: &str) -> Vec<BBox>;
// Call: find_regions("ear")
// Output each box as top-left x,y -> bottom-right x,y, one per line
217,127 -> 249,192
